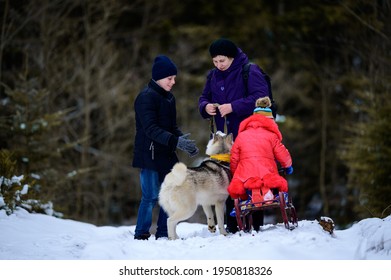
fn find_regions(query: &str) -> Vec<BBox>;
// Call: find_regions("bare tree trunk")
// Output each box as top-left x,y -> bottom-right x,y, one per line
0,0 -> 9,86
319,81 -> 329,216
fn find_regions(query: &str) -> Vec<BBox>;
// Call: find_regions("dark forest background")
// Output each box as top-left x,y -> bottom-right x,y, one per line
1,0 -> 390,228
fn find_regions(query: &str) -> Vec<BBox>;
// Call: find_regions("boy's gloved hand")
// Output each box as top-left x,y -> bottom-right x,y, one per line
188,147 -> 199,157
177,133 -> 199,157
285,166 -> 293,175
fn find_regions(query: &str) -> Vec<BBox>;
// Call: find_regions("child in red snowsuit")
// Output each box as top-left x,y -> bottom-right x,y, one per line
228,97 -> 293,202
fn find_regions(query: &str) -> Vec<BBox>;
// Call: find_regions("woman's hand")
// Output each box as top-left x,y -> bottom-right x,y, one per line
205,103 -> 217,115
218,104 -> 232,117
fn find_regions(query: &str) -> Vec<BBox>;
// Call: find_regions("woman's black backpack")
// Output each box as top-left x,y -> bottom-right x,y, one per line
242,62 -> 277,118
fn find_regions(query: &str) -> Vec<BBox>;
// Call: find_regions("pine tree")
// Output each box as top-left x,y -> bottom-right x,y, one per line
341,88 -> 391,219
1,77 -> 68,213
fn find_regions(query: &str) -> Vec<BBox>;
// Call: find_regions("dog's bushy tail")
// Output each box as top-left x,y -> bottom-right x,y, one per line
164,162 -> 187,186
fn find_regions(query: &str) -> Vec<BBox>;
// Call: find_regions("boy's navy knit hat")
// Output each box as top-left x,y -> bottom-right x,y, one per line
152,55 -> 177,81
209,38 -> 238,58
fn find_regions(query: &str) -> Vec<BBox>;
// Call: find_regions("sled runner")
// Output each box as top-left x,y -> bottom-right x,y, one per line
233,171 -> 298,232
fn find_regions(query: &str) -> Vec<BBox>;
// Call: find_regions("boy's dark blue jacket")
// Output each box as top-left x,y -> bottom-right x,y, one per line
132,80 -> 182,180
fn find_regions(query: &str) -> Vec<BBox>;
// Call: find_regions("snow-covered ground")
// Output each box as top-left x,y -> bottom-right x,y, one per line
0,209 -> 390,279
1,208 -> 390,260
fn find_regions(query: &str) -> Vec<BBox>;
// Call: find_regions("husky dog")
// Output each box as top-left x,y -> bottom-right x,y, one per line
159,131 -> 233,240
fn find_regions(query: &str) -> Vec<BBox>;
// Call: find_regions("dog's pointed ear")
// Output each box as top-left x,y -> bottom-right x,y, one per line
226,133 -> 234,143
214,134 -> 221,143
214,131 -> 223,142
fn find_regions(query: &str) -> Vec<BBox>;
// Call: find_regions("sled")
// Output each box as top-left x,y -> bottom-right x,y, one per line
233,188 -> 298,232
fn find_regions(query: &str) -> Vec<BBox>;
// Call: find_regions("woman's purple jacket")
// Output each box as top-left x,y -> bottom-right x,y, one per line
198,48 -> 269,139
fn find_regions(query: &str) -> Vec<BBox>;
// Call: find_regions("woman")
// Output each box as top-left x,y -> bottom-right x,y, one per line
198,38 -> 270,233
198,38 -> 270,138
132,55 -> 198,240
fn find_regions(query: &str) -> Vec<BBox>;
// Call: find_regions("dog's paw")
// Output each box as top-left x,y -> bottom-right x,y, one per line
220,230 -> 228,236
168,236 -> 179,240
208,225 -> 216,233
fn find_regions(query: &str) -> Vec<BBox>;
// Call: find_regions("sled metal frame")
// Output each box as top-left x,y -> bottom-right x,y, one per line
234,191 -> 298,232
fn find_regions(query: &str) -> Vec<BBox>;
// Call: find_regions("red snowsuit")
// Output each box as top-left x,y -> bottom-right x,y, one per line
228,114 -> 292,200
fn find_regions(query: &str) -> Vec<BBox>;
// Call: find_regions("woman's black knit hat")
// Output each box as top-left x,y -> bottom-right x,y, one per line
209,38 -> 238,58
